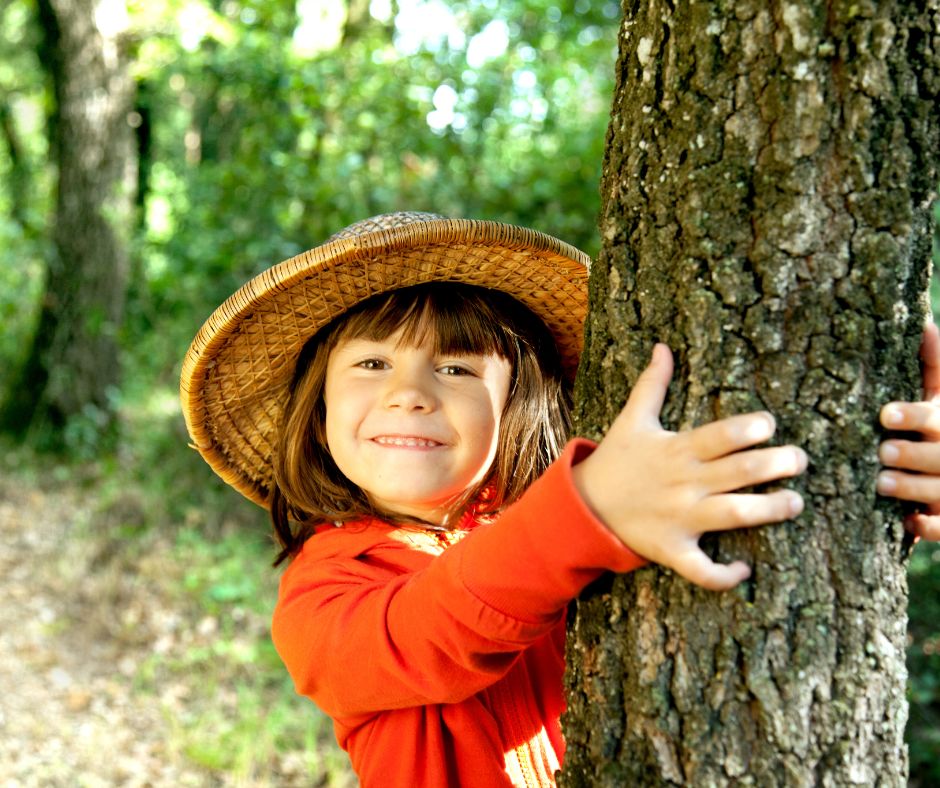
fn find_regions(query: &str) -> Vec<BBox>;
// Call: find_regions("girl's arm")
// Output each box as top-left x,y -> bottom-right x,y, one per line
878,322 -> 940,542
572,343 -> 808,591
273,443 -> 645,719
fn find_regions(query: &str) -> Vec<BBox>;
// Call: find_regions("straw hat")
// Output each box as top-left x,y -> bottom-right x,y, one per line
180,211 -> 590,507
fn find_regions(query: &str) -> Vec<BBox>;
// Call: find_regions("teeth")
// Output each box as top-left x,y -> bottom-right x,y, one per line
374,436 -> 440,447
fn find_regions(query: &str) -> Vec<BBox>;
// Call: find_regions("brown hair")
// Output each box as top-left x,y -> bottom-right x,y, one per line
270,282 -> 572,565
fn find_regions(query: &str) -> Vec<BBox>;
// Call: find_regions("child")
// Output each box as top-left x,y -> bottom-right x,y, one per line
180,212 -> 940,787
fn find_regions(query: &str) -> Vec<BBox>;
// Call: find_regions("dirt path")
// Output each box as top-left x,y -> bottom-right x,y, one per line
0,474 -> 216,786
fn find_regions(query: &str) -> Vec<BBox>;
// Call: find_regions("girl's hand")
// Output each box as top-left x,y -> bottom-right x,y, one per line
877,322 -> 940,542
572,344 -> 807,591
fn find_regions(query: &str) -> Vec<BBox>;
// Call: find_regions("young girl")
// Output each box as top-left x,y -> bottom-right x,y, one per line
181,212 -> 940,787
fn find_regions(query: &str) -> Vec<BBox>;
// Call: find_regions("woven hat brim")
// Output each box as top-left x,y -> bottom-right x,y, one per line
180,218 -> 590,507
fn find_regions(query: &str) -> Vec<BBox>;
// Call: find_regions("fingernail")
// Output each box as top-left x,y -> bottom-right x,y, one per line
880,443 -> 899,463
788,491 -> 804,517
745,413 -> 774,441
883,406 -> 903,426
652,343 -> 671,363
877,472 -> 896,494
794,448 -> 809,471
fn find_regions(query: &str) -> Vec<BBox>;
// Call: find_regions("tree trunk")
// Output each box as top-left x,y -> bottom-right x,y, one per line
1,0 -> 135,446
562,2 -> 939,785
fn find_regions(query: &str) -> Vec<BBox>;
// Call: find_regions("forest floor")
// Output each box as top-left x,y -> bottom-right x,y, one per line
0,466 -> 355,787
0,474 -> 193,785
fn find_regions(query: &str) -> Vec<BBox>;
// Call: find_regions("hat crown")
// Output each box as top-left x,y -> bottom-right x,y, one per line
327,211 -> 447,242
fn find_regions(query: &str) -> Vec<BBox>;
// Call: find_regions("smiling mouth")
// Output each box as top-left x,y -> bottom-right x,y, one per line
372,436 -> 443,448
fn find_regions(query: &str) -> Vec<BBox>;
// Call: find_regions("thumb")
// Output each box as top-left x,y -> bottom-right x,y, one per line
619,343 -> 674,428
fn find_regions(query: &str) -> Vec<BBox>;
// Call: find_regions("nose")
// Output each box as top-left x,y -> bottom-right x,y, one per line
382,368 -> 436,412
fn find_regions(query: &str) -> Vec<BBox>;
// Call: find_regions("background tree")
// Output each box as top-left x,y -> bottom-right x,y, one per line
0,0 -> 136,449
562,1 -> 939,785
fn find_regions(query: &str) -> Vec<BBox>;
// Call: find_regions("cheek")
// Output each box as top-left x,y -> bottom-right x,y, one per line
468,394 -> 505,453
322,402 -> 360,485
323,385 -> 374,467
322,388 -> 336,445
487,363 -> 512,426
486,380 -> 511,439
323,408 -> 339,456
324,395 -> 353,450
322,383 -> 351,456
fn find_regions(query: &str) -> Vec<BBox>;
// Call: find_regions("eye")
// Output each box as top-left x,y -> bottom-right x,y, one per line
438,363 -> 475,377
356,358 -> 389,371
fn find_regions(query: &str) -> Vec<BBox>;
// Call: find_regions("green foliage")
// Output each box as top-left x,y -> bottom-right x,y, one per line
0,0 -> 49,399
0,220 -> 44,395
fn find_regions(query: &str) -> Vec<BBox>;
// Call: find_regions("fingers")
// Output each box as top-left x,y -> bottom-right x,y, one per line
921,322 -> 940,401
905,512 -> 940,542
618,344 -> 673,429
876,470 -> 940,505
879,439 -> 940,476
670,548 -> 752,591
880,402 -> 940,438
695,490 -> 804,532
688,412 -> 776,461
664,488 -> 805,590
879,423 -> 940,507
699,445 -> 808,493
667,489 -> 803,590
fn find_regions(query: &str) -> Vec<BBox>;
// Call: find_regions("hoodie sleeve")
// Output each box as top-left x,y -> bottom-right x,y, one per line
271,439 -> 645,719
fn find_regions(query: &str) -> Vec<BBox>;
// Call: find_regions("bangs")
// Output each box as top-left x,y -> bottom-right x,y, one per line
335,284 -> 513,359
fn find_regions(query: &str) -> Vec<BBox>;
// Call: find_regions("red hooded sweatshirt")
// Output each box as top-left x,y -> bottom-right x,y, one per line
272,440 -> 645,787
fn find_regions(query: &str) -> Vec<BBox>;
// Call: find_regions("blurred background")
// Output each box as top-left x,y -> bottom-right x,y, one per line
0,0 -> 937,785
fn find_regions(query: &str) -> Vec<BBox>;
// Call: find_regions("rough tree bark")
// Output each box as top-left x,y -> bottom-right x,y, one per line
562,2 -> 939,786
1,0 -> 135,445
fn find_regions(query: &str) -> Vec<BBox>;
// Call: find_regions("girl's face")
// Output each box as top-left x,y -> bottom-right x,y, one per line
324,327 -> 512,525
